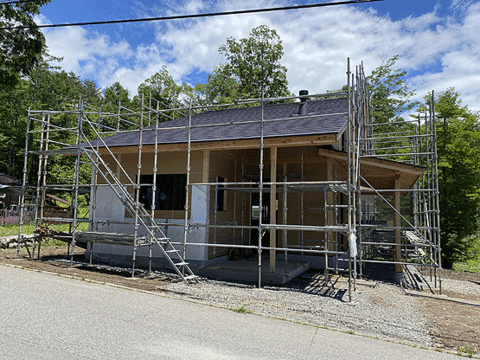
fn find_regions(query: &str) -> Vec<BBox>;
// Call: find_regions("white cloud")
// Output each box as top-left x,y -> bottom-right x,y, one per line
408,2 -> 480,110
37,0 -> 480,111
35,14 -> 135,88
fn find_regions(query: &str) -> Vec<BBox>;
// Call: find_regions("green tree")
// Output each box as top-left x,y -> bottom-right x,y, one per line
183,83 -> 210,108
0,0 -> 51,90
365,55 -> 418,161
205,25 -> 291,103
434,88 -> 480,268
136,66 -> 183,109
0,55 -> 104,181
104,82 -> 131,108
136,66 -> 200,121
367,55 -> 418,124
0,77 -> 29,176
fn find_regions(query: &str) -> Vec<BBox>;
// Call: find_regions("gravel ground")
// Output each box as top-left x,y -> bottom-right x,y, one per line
157,275 -> 433,348
440,278 -> 480,298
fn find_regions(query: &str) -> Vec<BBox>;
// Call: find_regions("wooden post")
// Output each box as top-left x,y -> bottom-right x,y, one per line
270,147 -> 277,272
203,150 -> 210,259
116,154 -> 122,181
327,158 -> 334,250
282,163 -> 287,249
202,150 -> 210,183
394,172 -> 403,276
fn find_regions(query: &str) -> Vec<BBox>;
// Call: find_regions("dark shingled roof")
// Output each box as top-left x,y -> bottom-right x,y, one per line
87,97 -> 348,148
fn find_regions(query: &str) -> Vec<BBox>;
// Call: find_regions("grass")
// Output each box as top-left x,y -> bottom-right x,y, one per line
0,224 -> 36,237
0,222 -> 89,238
42,238 -> 69,247
0,203 -> 89,249
229,306 -> 253,314
453,256 -> 480,274
457,346 -> 473,358
1,200 -> 90,237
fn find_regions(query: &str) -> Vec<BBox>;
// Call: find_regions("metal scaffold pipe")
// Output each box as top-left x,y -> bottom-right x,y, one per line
16,57 -> 440,297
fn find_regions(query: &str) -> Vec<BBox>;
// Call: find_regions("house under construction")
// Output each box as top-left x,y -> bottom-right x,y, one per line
17,60 -> 442,299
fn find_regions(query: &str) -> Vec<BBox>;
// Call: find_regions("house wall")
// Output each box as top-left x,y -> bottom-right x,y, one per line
87,137 -> 421,270
90,141 -> 392,266
90,149 -> 210,264
201,145 -> 347,260
206,150 -> 239,259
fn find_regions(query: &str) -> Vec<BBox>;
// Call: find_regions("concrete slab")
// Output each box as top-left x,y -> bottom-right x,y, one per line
198,255 -> 310,285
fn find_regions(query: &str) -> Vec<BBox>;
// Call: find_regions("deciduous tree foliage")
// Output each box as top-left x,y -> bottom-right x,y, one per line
367,55 -> 417,160
205,25 -> 291,103
0,0 -> 51,90
366,58 -> 480,267
137,66 -> 183,108
0,56 -> 103,182
104,82 -> 131,108
367,55 -> 418,124
136,66 -> 196,120
434,88 -> 480,268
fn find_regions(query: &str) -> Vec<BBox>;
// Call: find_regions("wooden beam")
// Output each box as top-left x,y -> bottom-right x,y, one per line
99,134 -> 338,155
317,148 -> 424,176
242,156 -> 324,167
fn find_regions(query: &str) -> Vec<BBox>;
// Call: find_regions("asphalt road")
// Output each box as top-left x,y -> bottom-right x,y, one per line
0,265 -> 458,360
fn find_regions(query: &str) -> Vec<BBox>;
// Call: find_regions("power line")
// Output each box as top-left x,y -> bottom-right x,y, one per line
1,0 -> 384,31
0,0 -> 44,5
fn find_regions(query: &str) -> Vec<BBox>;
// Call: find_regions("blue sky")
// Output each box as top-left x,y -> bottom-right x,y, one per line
36,0 -> 480,110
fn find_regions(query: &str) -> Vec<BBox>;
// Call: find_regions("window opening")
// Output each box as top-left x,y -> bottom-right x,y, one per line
139,174 -> 186,211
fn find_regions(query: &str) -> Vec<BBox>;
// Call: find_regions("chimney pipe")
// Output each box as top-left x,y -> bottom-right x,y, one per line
298,90 -> 309,115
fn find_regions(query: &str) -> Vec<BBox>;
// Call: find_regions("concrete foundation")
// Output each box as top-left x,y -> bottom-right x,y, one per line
198,256 -> 310,285
85,250 -> 310,285
395,272 -> 405,285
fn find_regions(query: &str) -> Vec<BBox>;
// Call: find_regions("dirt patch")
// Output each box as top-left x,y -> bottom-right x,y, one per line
421,295 -> 480,356
2,245 -> 480,355
0,246 -> 175,292
442,268 -> 480,283
412,268 -> 480,356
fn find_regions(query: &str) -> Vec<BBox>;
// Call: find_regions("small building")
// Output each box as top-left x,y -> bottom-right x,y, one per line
21,63 -> 440,290
83,92 -> 424,283
0,174 -> 20,210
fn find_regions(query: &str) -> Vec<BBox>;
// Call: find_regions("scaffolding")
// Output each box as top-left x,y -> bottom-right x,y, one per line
360,91 -> 441,289
16,60 -> 441,298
